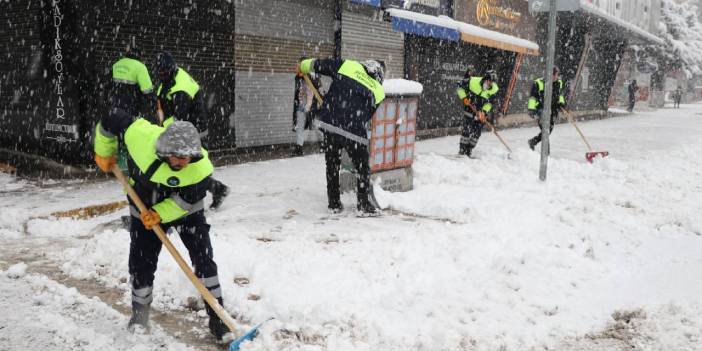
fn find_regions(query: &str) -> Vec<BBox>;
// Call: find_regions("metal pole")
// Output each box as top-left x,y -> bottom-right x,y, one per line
539,0 -> 558,181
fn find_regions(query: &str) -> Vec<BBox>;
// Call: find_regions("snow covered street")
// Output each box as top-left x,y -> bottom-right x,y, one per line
2,105 -> 702,351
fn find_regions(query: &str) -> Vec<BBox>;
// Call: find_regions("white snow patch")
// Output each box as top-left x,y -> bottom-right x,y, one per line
5,262 -> 27,278
383,79 -> 423,95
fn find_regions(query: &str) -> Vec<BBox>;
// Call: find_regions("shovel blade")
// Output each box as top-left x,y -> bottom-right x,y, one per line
586,151 -> 609,163
228,323 -> 263,351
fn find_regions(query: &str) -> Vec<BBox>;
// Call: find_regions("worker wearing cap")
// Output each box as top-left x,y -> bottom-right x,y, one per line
527,66 -> 567,151
93,112 -> 229,340
456,69 -> 499,157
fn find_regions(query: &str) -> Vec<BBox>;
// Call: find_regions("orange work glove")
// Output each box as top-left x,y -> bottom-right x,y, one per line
295,63 -> 303,77
94,154 -> 116,173
140,210 -> 161,230
477,112 -> 487,123
462,98 -> 471,106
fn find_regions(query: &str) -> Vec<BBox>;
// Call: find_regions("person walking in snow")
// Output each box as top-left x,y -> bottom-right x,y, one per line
673,86 -> 683,108
154,51 -> 230,210
627,79 -> 638,112
93,114 -> 230,340
292,67 -> 323,156
456,69 -> 499,157
527,66 -> 567,151
110,45 -> 156,122
297,57 -> 385,216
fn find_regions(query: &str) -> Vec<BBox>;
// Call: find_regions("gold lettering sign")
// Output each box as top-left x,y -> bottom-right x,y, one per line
476,0 -> 522,29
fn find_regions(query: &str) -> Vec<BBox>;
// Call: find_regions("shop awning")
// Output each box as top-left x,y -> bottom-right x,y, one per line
385,9 -> 540,55
385,8 -> 460,42
456,23 -> 540,56
579,4 -> 664,45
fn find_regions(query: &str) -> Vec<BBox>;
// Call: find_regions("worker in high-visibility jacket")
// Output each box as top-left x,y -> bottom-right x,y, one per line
110,46 -> 155,122
298,57 -> 385,216
93,114 -> 230,340
154,51 -> 229,210
527,66 -> 567,151
456,70 -> 499,157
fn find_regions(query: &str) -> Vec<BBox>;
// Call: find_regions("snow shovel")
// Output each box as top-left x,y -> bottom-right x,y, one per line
561,109 -> 609,163
465,101 -> 513,156
110,165 -> 262,351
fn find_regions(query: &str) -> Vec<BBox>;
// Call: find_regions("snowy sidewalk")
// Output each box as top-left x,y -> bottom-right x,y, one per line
1,105 -> 702,350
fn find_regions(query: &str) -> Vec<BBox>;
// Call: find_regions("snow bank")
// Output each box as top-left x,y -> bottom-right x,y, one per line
383,79 -> 423,95
0,273 -> 194,351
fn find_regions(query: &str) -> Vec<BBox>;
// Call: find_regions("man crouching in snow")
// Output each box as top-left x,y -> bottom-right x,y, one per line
297,57 -> 385,216
93,111 -> 229,340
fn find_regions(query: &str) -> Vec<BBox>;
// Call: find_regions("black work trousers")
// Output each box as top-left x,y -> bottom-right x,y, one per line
129,210 -> 222,304
530,109 -> 559,146
323,132 -> 371,208
459,110 -> 483,155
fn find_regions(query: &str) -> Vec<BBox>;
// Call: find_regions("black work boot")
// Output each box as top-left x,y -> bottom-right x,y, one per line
528,137 -> 538,151
205,304 -> 230,341
459,143 -> 472,156
357,200 -> 380,217
209,179 -> 230,210
127,301 -> 151,332
328,201 -> 344,214
292,145 -> 304,156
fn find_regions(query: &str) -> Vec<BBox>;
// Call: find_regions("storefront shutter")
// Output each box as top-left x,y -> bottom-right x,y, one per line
341,12 -> 404,79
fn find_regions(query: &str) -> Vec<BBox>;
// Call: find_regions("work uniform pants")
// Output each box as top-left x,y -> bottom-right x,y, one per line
530,109 -> 558,146
323,132 -> 371,208
459,110 -> 483,155
128,211 -> 222,307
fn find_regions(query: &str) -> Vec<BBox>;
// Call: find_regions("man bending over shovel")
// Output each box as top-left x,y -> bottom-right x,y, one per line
93,111 -> 230,340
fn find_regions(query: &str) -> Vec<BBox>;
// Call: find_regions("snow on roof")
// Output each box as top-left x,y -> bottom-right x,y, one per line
385,8 -> 539,54
383,79 -> 423,95
580,3 -> 664,45
455,22 -> 539,51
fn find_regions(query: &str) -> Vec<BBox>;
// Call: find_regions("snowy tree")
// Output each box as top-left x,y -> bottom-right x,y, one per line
648,0 -> 702,87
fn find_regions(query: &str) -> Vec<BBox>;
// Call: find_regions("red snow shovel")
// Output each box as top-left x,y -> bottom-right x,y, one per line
111,165 -> 262,350
562,109 -> 609,163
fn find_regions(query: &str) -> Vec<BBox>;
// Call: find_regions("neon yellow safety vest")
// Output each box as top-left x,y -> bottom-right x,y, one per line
126,119 -> 213,222
157,68 -> 200,127
528,78 -> 565,110
300,58 -> 385,106
456,76 -> 499,113
112,57 -> 153,93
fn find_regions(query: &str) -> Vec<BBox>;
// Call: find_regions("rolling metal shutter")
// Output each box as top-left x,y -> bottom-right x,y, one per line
341,12 -> 404,80
234,0 -> 334,147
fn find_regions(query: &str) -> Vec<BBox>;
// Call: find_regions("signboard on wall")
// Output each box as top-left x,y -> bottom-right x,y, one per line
459,0 -> 537,41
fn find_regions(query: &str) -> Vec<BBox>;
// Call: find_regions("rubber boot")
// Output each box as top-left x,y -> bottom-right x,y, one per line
458,143 -> 472,157
205,301 -> 230,341
127,301 -> 151,331
528,137 -> 538,151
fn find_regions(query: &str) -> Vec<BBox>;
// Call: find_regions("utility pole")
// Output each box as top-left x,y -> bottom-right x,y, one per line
540,0 -> 558,181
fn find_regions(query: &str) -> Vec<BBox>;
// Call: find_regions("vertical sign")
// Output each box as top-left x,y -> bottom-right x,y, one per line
44,0 -> 78,144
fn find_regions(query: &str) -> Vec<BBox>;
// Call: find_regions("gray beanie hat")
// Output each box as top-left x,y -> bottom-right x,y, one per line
156,121 -> 202,158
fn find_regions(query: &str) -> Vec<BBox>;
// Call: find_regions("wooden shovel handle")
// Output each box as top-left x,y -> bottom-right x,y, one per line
561,109 -> 593,151
302,73 -> 323,106
111,165 -> 238,334
465,102 -> 512,153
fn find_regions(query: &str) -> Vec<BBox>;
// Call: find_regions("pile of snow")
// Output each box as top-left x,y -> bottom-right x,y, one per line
5,262 -> 27,279
383,79 -> 423,95
0,272 -> 194,351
